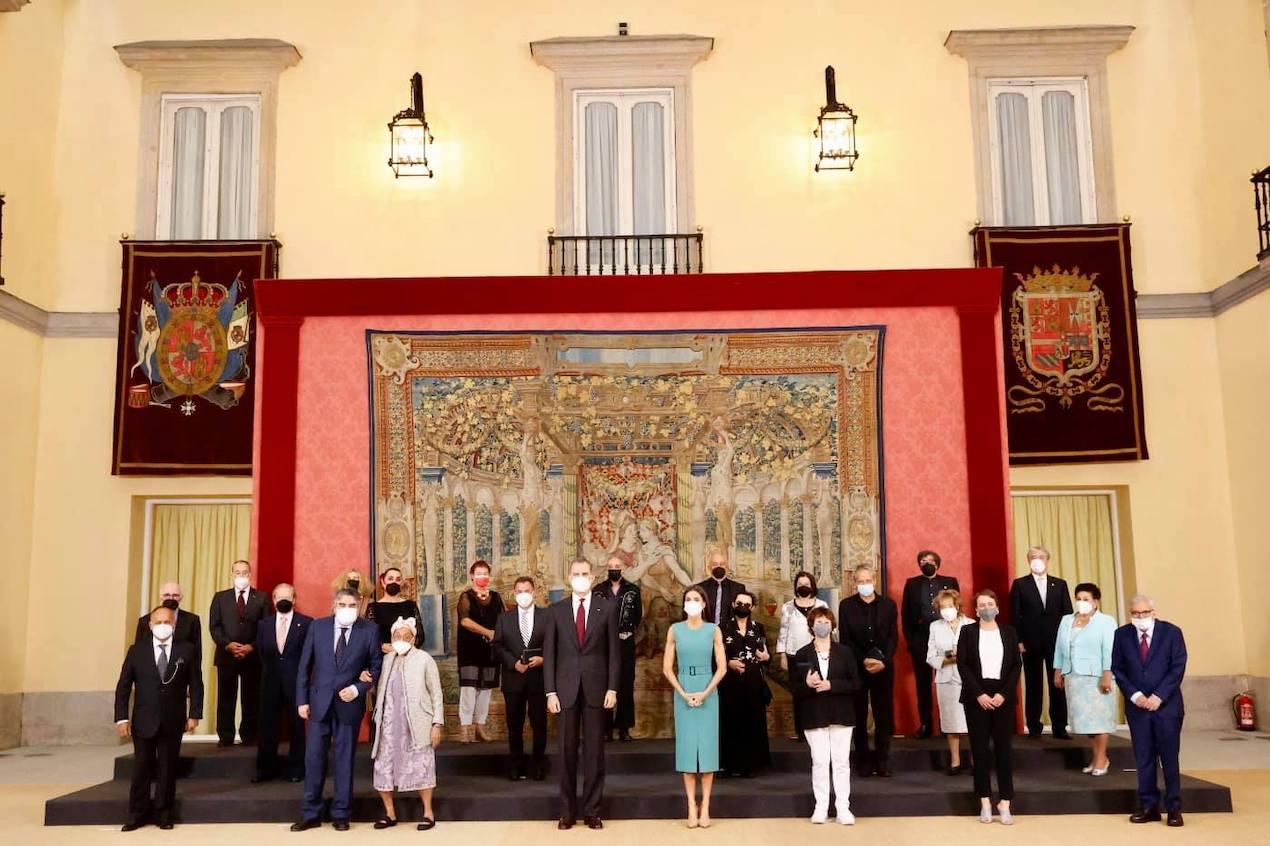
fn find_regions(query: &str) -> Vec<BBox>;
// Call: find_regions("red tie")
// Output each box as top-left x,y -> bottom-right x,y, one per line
575,599 -> 587,647
236,591 -> 246,618
1139,632 -> 1150,663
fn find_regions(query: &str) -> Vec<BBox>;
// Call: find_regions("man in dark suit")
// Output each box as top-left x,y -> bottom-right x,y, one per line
493,575 -> 548,780
291,588 -> 382,832
695,548 -> 746,627
1008,545 -> 1073,738
114,605 -> 203,832
596,553 -> 642,741
545,558 -> 620,830
253,582 -> 312,783
838,564 -> 899,776
133,582 -> 202,664
208,559 -> 269,746
1111,594 -> 1188,828
901,549 -> 958,737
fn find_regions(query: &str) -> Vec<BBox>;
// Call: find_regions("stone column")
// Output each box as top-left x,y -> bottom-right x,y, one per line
465,497 -> 477,568
801,493 -> 815,580
491,505 -> 503,573
779,497 -> 791,581
441,496 -> 455,593
753,504 -> 764,580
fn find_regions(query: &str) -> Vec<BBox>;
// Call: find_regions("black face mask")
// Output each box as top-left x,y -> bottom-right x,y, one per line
346,579 -> 360,591
384,583 -> 402,596
608,569 -> 622,583
161,598 -> 180,610
711,567 -> 727,580
733,606 -> 751,619
919,563 -> 937,578
274,599 -> 294,614
795,585 -> 814,598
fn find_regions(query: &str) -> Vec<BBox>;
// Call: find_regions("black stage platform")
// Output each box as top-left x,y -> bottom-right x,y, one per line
44,736 -> 1233,825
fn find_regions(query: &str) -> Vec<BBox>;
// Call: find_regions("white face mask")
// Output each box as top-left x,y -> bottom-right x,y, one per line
856,583 -> 875,598
233,575 -> 251,591
1131,616 -> 1154,633
683,600 -> 704,618
1029,559 -> 1046,575
570,574 -> 593,595
940,606 -> 958,622
1075,600 -> 1094,616
391,640 -> 413,656
334,606 -> 359,626
515,591 -> 535,609
152,623 -> 174,641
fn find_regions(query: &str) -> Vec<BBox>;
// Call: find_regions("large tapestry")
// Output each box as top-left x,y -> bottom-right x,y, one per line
112,240 -> 279,475
973,224 -> 1148,465
368,328 -> 885,735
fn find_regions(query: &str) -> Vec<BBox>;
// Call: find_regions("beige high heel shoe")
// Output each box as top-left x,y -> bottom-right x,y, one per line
475,723 -> 493,743
459,725 -> 473,744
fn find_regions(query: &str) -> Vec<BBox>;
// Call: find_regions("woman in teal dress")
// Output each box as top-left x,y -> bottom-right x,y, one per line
1053,582 -> 1118,775
663,586 -> 727,828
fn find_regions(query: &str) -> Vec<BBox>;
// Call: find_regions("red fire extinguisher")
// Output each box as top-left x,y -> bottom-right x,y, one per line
1233,690 -> 1256,731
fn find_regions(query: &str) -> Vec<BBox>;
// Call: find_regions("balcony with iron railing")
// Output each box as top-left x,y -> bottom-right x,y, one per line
1252,166 -> 1270,261
547,230 -> 704,275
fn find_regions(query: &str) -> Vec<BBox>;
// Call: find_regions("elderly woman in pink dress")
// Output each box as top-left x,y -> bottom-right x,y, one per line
370,617 -> 445,830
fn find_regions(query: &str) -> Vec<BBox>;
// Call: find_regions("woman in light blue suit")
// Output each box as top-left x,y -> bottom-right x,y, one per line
1053,582 -> 1117,775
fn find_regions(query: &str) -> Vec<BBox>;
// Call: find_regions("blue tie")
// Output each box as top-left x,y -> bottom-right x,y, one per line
336,627 -> 348,666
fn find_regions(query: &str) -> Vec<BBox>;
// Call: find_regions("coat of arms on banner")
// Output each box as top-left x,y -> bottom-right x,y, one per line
1008,264 -> 1122,413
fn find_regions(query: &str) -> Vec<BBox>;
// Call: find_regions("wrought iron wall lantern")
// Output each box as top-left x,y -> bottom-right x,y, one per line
388,72 -> 434,178
814,66 -> 858,172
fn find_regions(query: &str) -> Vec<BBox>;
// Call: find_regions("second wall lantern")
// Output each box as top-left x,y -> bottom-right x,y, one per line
814,66 -> 859,172
388,72 -> 434,178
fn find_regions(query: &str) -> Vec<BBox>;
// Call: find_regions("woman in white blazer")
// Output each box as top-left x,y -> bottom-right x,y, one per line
776,571 -> 828,739
926,588 -> 973,775
370,617 -> 445,830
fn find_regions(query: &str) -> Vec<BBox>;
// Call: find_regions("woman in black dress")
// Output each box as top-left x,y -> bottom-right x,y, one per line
719,590 -> 772,777
456,560 -> 502,743
367,567 -> 425,652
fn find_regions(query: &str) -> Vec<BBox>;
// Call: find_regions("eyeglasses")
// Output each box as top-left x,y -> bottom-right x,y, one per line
1129,610 -> 1154,619
734,603 -> 752,610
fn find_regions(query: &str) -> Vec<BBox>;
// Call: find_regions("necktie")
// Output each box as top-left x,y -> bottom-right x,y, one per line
336,626 -> 348,666
715,584 -> 723,621
157,644 -> 169,679
575,600 -> 586,647
520,610 -> 532,648
1037,577 -> 1046,609
1139,631 -> 1150,663
237,591 -> 246,618
277,616 -> 288,653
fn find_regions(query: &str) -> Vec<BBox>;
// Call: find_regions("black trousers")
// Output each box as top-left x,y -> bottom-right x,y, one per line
851,666 -> 894,767
1022,644 -> 1067,733
606,637 -> 637,732
256,670 -> 304,779
964,683 -> 1015,801
505,688 -> 547,771
909,633 -> 935,729
128,729 -> 183,825
557,685 -> 607,819
215,657 -> 261,743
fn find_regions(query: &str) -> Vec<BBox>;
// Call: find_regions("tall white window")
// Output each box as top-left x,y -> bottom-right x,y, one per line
156,94 -> 261,239
987,79 -> 1096,226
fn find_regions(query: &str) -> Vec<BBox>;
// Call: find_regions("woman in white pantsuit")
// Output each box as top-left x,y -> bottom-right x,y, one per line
926,589 -> 972,774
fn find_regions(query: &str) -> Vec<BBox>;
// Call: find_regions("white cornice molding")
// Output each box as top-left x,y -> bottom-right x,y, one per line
1136,260 -> 1270,318
114,38 -> 302,74
0,290 -> 118,338
0,0 -> 32,13
944,26 -> 1134,62
530,34 -> 714,74
0,289 -> 46,334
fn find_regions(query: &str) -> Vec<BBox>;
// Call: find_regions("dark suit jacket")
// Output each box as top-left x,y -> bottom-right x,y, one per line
492,605 -> 547,695
1008,574 -> 1073,650
901,573 -> 959,649
114,639 -> 204,739
955,623 -> 1022,706
257,612 -> 313,699
208,587 -> 269,667
837,594 -> 899,666
134,609 -> 202,664
790,641 -> 861,729
296,616 -> 382,724
1111,621 -> 1187,719
695,577 -> 748,626
543,596 -> 620,710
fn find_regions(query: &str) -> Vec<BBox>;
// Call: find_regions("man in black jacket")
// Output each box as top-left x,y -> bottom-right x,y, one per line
114,605 -> 203,832
493,575 -> 549,780
208,559 -> 268,746
133,582 -> 201,663
253,582 -> 312,782
1008,545 -> 1073,738
545,558 -> 620,830
901,549 -> 958,738
838,564 -> 898,776
596,553 -> 642,741
695,548 -> 747,627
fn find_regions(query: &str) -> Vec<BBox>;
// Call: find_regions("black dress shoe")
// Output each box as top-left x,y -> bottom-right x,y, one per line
120,821 -> 145,832
1027,730 -> 1043,739
288,775 -> 303,783
290,818 -> 322,831
1129,808 -> 1162,823
1167,812 -> 1184,827
332,819 -> 350,831
875,765 -> 893,778
251,772 -> 273,783
216,739 -> 234,748
914,725 -> 932,739
1052,731 -> 1073,740
558,817 -> 575,830
618,729 -> 632,742
509,769 -> 527,781
157,822 -> 174,830
531,765 -> 546,781
584,816 -> 604,830
373,817 -> 397,829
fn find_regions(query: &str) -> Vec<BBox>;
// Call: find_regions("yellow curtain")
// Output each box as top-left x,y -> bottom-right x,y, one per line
149,502 -> 252,737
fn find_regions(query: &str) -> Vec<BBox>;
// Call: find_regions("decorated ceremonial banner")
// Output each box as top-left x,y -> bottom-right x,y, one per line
973,224 -> 1147,465
112,240 -> 279,475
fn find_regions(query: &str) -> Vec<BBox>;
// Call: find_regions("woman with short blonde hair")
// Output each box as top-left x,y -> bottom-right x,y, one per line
927,589 -> 972,774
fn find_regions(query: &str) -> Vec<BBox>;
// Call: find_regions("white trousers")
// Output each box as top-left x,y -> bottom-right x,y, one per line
459,687 -> 491,726
805,725 -> 854,817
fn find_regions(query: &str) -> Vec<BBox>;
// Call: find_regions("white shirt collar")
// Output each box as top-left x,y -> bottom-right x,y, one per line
152,637 -> 171,651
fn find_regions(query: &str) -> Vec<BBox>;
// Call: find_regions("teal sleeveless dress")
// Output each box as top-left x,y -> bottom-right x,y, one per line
672,620 -> 719,773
